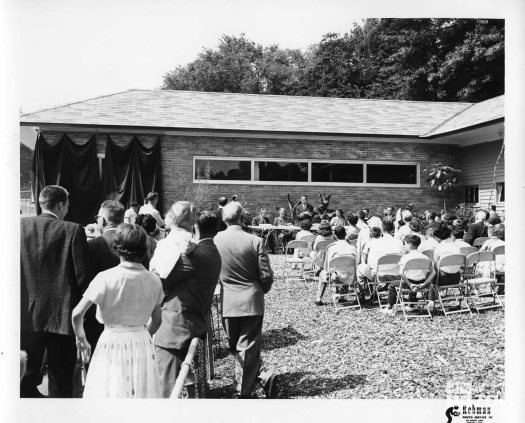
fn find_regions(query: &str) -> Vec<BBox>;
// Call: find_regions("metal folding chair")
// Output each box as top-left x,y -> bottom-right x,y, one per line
421,249 -> 434,262
473,237 -> 490,249
312,240 -> 335,270
300,234 -> 317,277
348,239 -> 358,247
460,246 -> 478,257
326,254 -> 360,311
464,251 -> 503,313
493,245 -> 505,307
368,253 -> 402,309
435,254 -> 471,317
396,257 -> 433,320
282,240 -> 309,286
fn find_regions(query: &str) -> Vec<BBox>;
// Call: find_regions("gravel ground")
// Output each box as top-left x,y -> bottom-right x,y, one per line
207,254 -> 505,399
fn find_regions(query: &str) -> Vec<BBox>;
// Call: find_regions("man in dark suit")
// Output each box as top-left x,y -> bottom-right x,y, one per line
295,195 -> 314,221
154,203 -> 222,398
214,196 -> 228,232
85,200 -> 125,350
464,210 -> 489,245
214,202 -> 278,398
20,185 -> 90,397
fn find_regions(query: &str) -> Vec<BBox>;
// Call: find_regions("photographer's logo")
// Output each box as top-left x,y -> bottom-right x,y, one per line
446,405 -> 460,423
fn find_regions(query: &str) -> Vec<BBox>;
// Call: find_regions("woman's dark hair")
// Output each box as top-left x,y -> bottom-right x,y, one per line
145,191 -> 159,203
370,227 -> 382,238
113,223 -> 147,262
434,226 -> 452,241
452,227 -> 464,239
317,221 -> 332,236
136,213 -> 157,236
347,214 -> 358,226
336,208 -> 344,215
299,219 -> 312,230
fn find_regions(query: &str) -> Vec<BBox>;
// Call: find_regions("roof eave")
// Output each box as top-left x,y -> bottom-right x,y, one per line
423,117 -> 505,139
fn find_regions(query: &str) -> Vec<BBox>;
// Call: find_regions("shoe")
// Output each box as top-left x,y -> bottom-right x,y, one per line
315,300 -> 323,306
403,305 -> 416,312
263,374 -> 279,399
380,307 -> 395,315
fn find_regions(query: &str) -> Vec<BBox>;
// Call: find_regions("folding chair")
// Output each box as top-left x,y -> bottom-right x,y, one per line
493,245 -> 505,306
396,257 -> 433,320
435,254 -> 471,317
326,255 -> 360,311
282,240 -> 309,286
421,249 -> 434,262
348,239 -> 358,247
300,235 -> 317,277
473,237 -> 490,249
460,246 -> 478,257
464,251 -> 503,313
368,253 -> 402,309
312,240 -> 335,268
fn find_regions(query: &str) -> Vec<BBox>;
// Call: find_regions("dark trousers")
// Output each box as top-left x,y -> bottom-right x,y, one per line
387,279 -> 425,308
429,272 -> 461,301
222,315 -> 271,397
155,344 -> 190,398
20,331 -> 76,398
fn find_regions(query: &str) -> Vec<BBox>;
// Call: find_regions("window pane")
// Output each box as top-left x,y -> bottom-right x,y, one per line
496,182 -> 505,202
195,159 -> 251,181
464,185 -> 479,204
366,164 -> 418,184
255,161 -> 308,182
311,163 -> 363,183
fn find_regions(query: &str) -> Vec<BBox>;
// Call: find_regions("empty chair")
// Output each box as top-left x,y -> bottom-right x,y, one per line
396,257 -> 433,320
464,251 -> 503,313
473,237 -> 490,249
326,255 -> 360,311
433,254 -> 471,317
421,249 -> 435,262
368,253 -> 402,309
282,240 -> 309,286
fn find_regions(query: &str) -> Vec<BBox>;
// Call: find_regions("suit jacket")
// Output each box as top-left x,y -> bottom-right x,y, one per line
20,213 -> 90,335
154,238 -> 222,350
214,225 -> 274,318
214,207 -> 227,232
464,221 -> 488,245
295,203 -> 314,220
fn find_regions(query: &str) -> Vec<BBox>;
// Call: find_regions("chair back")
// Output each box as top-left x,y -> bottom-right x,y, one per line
348,239 -> 357,247
437,254 -> 466,270
315,240 -> 334,252
460,246 -> 478,257
421,249 -> 434,262
286,240 -> 308,251
492,245 -> 505,256
376,253 -> 402,276
466,250 -> 496,267
301,235 -> 317,249
403,257 -> 432,273
327,255 -> 357,275
473,237 -> 490,248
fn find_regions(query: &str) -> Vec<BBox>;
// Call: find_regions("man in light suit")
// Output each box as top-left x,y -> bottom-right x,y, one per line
154,203 -> 222,398
214,202 -> 278,398
20,185 -> 90,397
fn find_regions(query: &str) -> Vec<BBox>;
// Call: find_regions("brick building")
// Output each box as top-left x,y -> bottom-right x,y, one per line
20,90 -> 504,217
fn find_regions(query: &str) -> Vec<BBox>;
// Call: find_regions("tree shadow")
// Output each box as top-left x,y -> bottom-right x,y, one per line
262,326 -> 308,351
278,371 -> 367,398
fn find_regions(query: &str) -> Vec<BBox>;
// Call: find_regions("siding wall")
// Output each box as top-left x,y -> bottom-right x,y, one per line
41,131 -> 461,217
458,139 -> 505,213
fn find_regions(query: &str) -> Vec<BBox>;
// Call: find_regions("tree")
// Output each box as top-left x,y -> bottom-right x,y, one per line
424,164 -> 462,210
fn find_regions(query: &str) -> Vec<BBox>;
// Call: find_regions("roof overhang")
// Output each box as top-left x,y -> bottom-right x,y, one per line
424,120 -> 504,147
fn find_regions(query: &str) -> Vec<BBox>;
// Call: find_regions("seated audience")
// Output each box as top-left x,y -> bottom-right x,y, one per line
396,217 -> 424,241
451,228 -> 471,249
464,210 -> 488,245
273,207 -> 293,252
315,226 -> 358,305
427,226 -> 462,313
356,216 -> 382,264
383,206 -> 396,223
357,220 -> 404,299
346,214 -> 360,237
251,208 -> 276,253
356,210 -> 368,230
381,235 -> 436,314
310,222 -> 334,272
330,209 -> 347,228
418,223 -> 439,252
478,224 -> 505,280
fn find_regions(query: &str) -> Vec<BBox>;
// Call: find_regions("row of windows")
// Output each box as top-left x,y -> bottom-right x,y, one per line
463,182 -> 505,204
194,158 -> 419,186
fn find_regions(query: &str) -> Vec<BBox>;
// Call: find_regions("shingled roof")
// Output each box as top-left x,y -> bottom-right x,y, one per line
20,89 -> 501,137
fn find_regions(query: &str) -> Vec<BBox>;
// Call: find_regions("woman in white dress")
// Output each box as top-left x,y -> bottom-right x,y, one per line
72,223 -> 164,398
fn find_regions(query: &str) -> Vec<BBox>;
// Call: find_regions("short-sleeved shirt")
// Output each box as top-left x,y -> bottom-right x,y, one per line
399,250 -> 430,281
434,239 -> 461,274
367,234 -> 405,275
84,261 -> 164,326
418,237 -> 439,252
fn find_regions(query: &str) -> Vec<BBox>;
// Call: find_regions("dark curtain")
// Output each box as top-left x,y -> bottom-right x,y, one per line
31,133 -> 102,226
102,135 -> 162,211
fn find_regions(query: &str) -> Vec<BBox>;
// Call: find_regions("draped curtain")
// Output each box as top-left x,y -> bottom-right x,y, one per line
31,133 -> 102,226
102,135 -> 162,212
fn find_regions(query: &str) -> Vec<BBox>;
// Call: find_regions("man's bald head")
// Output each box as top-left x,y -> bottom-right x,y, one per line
222,201 -> 243,226
218,197 -> 228,207
165,201 -> 197,231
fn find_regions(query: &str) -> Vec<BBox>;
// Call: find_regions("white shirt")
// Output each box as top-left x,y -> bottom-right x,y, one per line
418,237 -> 439,252
138,203 -> 164,227
453,239 -> 472,249
434,238 -> 461,273
124,207 -> 138,225
84,262 -> 163,326
480,238 -> 505,272
367,233 -> 404,275
356,221 -> 368,230
399,250 -> 430,281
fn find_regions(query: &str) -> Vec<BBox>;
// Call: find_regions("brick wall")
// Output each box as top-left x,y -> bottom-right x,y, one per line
41,131 -> 461,217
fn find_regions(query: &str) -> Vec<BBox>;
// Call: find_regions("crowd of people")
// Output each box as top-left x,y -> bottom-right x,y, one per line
19,187 -> 504,399
20,187 -> 278,399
